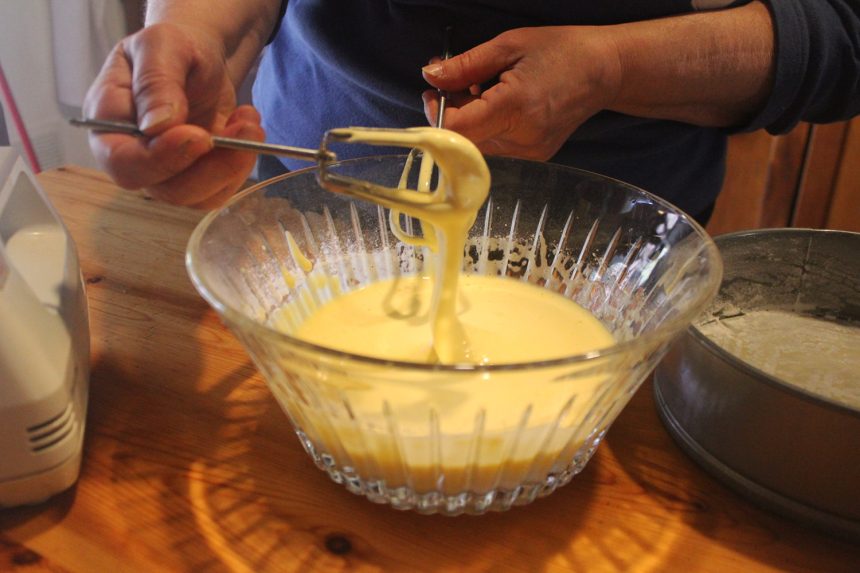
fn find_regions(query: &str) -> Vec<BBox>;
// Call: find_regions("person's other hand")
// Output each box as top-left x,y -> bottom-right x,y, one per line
83,22 -> 264,209
421,26 -> 620,161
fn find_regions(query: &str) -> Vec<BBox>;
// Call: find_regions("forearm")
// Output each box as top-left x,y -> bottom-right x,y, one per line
606,1 -> 775,128
144,0 -> 282,88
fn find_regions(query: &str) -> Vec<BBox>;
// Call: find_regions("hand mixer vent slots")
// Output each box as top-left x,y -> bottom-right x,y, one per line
28,401 -> 79,453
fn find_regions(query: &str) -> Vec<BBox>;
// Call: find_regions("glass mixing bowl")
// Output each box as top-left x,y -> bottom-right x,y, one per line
186,156 -> 722,515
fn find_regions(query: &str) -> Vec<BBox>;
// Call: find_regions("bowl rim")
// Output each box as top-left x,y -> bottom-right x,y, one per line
690,227 -> 860,416
186,155 -> 723,372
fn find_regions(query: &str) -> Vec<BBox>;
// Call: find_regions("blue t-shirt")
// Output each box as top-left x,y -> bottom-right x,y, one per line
253,0 -> 860,217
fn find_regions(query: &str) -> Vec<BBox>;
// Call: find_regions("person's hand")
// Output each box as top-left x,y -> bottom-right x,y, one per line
83,22 -> 265,209
421,26 -> 620,161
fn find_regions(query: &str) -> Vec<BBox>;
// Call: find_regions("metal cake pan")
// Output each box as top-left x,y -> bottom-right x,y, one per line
654,229 -> 860,541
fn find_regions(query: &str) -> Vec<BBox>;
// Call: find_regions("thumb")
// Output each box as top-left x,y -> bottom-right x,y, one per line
422,38 -> 519,92
125,32 -> 192,134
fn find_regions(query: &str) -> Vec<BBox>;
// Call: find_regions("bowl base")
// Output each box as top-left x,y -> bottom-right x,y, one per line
295,429 -> 601,516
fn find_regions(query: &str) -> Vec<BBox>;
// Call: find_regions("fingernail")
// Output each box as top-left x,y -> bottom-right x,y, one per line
177,136 -> 211,160
422,63 -> 444,78
177,139 -> 195,160
140,104 -> 174,131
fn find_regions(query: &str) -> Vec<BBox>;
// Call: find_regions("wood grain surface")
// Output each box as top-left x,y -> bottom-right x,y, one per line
1,166 -> 858,572
707,116 -> 860,236
791,122 -> 849,229
827,119 -> 860,232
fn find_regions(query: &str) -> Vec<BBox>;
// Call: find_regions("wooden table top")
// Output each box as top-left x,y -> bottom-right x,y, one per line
1,166 -> 858,572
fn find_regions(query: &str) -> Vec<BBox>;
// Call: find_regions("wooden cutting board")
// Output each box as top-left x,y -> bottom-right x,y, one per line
1,165 -> 857,572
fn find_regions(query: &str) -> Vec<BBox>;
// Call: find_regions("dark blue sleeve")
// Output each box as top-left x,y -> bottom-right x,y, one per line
743,0 -> 860,134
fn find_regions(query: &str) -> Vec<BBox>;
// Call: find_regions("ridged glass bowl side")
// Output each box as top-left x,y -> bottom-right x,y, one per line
187,156 -> 722,515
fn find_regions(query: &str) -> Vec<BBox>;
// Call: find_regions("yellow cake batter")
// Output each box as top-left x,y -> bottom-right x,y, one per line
295,274 -> 614,365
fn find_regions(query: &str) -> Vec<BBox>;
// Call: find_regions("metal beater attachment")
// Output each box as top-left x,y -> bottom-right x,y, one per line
315,126 -> 488,219
316,128 -> 446,217
315,27 -> 458,218
69,117 -> 337,163
435,25 -> 454,130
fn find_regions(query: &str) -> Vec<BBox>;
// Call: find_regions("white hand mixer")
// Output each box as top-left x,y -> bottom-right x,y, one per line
0,147 -> 90,507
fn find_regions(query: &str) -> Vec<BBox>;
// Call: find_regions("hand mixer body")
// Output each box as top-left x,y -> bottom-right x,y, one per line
0,149 -> 90,507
